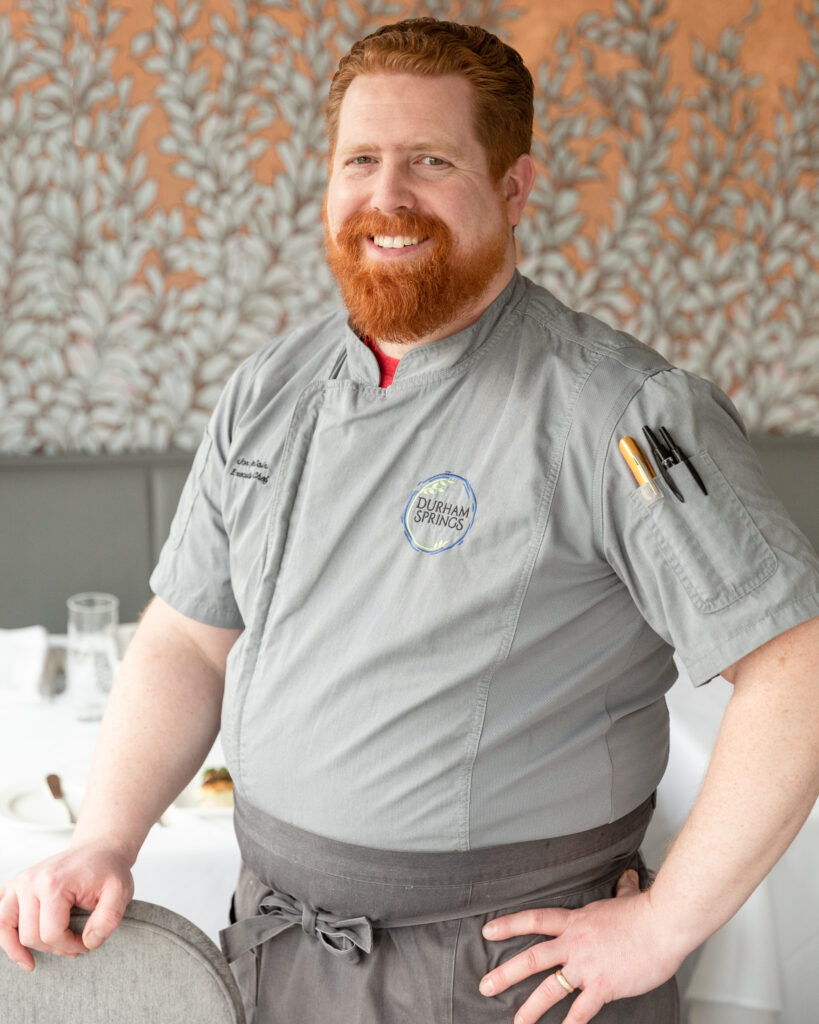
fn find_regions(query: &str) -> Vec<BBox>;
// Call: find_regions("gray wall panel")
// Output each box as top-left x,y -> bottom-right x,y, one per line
0,440 -> 814,634
0,454 -> 191,632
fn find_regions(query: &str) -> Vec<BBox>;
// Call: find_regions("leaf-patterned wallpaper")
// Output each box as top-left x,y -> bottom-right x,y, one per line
1,0 -> 817,453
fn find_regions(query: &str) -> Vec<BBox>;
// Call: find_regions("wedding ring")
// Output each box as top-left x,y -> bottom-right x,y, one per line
555,969 -> 575,994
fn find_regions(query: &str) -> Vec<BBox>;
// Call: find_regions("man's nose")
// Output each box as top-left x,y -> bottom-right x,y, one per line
370,163 -> 415,215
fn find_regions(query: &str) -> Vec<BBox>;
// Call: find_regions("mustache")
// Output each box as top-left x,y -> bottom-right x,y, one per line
333,210 -> 451,248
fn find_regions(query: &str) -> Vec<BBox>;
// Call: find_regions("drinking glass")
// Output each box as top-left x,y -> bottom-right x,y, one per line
66,592 -> 119,721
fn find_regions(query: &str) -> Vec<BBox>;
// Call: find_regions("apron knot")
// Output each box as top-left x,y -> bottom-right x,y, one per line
301,902 -> 318,938
220,887 -> 373,972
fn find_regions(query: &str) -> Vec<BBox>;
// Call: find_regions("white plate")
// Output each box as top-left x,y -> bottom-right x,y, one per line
0,778 -> 84,831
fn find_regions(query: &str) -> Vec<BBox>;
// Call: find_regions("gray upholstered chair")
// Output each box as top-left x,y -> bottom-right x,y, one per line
0,900 -> 246,1024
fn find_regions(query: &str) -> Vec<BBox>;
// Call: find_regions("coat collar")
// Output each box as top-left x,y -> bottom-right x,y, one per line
341,272 -> 526,387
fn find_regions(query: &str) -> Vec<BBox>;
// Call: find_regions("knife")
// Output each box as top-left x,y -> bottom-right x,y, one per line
46,773 -> 76,825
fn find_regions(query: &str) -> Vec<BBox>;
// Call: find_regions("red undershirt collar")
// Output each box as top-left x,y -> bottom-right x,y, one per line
363,336 -> 401,388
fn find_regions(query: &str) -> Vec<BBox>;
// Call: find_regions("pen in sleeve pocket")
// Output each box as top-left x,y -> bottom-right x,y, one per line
659,426 -> 708,496
642,425 -> 685,503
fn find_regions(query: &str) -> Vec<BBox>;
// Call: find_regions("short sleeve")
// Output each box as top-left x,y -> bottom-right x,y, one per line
149,402 -> 244,629
600,367 -> 819,684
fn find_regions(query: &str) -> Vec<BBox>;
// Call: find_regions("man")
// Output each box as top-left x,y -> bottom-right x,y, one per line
1,18 -> 818,1024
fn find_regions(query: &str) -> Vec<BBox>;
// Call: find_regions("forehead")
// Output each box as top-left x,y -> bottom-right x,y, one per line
335,72 -> 484,157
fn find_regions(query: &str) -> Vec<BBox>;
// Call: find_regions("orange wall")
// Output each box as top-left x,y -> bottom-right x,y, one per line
1,0 -> 816,451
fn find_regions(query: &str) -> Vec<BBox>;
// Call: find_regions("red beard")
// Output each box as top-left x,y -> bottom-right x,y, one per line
324,210 -> 508,344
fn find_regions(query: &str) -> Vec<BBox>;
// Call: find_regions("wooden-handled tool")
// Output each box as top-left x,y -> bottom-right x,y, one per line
46,773 -> 76,825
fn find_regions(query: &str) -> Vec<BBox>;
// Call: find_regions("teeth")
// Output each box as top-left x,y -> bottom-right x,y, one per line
373,235 -> 421,249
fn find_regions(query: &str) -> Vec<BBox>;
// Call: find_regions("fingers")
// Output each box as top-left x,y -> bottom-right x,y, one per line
483,905 -> 570,942
16,891 -> 41,950
506,969 -> 582,1024
0,890 -> 34,971
561,989 -> 606,1024
0,848 -> 134,969
480,882 -> 674,1024
480,906 -> 570,1006
614,868 -> 640,897
508,969 -> 609,1024
82,877 -> 131,951
480,939 -> 562,997
16,883 -> 84,958
39,891 -> 86,956
1,886 -> 83,967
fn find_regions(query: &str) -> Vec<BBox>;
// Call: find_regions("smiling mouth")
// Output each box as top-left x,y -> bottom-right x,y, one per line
370,234 -> 426,249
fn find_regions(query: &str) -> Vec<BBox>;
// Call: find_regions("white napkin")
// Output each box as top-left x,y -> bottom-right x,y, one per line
0,626 -> 49,704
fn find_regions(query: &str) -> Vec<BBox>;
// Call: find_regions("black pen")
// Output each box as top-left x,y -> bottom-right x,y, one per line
642,425 -> 685,502
659,426 -> 708,496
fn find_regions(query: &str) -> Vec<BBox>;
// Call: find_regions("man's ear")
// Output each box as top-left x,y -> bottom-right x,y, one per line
502,154 -> 536,227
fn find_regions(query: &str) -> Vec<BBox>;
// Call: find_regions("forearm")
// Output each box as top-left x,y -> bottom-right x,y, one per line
649,618 -> 819,958
479,620 -> 818,1024
71,598 -> 238,864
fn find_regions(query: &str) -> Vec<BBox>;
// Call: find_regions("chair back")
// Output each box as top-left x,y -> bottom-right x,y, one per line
0,899 -> 246,1024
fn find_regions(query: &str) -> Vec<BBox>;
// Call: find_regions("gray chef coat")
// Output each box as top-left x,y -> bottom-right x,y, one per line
150,272 -> 819,851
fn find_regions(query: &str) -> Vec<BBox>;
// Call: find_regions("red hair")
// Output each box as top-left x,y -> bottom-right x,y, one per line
326,18 -> 534,181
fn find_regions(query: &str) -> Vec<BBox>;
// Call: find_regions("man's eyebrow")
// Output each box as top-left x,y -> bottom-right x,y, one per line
336,142 -> 380,156
411,141 -> 464,157
337,140 -> 465,158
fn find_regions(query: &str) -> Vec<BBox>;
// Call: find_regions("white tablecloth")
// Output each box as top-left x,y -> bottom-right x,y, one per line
0,672 -> 816,1019
0,699 -> 240,943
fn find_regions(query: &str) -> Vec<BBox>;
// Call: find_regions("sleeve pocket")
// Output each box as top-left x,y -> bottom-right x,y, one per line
630,451 -> 777,613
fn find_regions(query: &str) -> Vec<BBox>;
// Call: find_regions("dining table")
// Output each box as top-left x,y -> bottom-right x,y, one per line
0,635 -> 815,1023
0,624 -> 241,944
0,696 -> 241,945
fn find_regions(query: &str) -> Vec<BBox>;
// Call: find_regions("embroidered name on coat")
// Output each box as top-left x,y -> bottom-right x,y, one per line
230,456 -> 270,484
403,472 -> 477,554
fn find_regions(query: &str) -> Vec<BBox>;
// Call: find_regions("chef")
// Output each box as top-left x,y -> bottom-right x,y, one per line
2,17 -> 818,1024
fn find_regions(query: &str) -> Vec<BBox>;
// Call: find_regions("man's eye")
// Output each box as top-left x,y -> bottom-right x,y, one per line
350,156 -> 374,165
419,156 -> 446,166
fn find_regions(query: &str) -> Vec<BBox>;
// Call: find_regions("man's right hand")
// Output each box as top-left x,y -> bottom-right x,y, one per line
0,597 -> 237,974
0,844 -> 133,970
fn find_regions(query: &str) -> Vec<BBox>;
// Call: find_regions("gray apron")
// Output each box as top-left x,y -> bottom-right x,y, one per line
221,793 -> 679,1023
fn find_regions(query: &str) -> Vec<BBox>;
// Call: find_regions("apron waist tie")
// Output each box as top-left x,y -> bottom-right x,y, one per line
221,889 -> 374,965
219,849 -> 640,972
221,793 -> 656,1008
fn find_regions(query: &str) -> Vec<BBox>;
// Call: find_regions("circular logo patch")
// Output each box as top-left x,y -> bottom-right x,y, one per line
403,472 -> 477,554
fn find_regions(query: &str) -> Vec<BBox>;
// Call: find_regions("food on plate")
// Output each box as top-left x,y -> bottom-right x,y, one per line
197,766 -> 234,808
